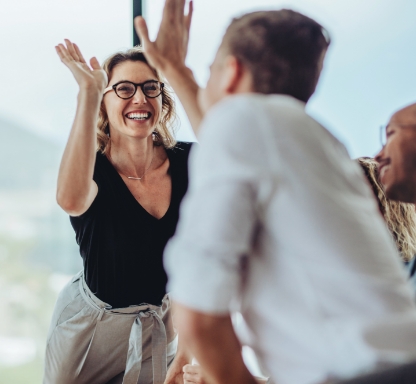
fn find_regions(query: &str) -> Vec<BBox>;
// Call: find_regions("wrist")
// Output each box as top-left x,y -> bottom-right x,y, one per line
173,350 -> 192,365
77,87 -> 102,102
162,64 -> 193,83
78,83 -> 102,97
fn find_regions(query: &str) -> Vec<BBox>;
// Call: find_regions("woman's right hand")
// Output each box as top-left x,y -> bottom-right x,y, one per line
55,39 -> 107,94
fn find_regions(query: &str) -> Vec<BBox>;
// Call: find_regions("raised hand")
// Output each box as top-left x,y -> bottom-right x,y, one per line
134,0 -> 193,73
135,0 -> 202,133
55,39 -> 107,94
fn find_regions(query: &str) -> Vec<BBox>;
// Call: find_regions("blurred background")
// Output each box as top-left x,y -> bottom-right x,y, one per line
0,0 -> 415,382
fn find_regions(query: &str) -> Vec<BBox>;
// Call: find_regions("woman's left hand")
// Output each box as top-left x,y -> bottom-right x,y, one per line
182,364 -> 205,384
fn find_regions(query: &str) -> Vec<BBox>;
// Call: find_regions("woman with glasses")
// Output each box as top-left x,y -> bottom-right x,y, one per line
43,40 -> 194,384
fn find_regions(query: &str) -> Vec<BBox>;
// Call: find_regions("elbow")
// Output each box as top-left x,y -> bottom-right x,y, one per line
56,190 -> 88,216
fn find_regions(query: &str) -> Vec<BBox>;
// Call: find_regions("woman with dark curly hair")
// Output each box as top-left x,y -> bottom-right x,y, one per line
43,40 -> 194,384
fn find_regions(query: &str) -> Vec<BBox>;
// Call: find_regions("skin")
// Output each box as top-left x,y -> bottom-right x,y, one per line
135,2 -> 262,384
197,47 -> 254,114
56,42 -> 172,219
375,103 -> 416,203
136,1 -> 327,384
103,60 -> 171,220
55,40 -> 191,383
135,0 -> 202,131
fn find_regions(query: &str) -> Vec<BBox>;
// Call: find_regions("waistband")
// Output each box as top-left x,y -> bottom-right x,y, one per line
74,270 -> 175,384
74,270 -> 171,315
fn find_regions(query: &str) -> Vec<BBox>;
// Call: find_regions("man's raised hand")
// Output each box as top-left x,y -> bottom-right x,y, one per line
134,0 -> 193,74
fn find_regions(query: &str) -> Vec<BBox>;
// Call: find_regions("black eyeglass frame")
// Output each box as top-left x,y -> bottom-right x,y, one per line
103,80 -> 164,99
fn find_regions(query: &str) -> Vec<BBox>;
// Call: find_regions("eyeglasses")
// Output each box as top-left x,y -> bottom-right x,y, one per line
103,80 -> 164,99
379,125 -> 387,147
379,123 -> 416,147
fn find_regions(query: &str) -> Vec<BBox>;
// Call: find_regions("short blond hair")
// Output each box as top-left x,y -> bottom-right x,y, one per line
358,157 -> 416,262
97,46 -> 177,154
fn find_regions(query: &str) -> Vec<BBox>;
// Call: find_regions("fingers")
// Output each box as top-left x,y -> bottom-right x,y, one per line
164,0 -> 186,23
183,374 -> 203,383
134,16 -> 152,48
89,57 -> 101,70
185,0 -> 193,33
65,39 -> 81,62
55,45 -> 66,61
176,0 -> 186,22
183,364 -> 205,384
55,43 -> 73,64
183,364 -> 201,374
56,39 -> 85,66
73,43 -> 87,64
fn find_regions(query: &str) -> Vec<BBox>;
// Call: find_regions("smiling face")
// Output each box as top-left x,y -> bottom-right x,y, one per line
103,60 -> 162,142
375,103 -> 416,203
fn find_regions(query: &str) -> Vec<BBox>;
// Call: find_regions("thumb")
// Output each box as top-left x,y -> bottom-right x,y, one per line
90,57 -> 101,70
135,16 -> 152,48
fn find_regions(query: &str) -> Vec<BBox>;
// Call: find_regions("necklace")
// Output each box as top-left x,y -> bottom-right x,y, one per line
113,146 -> 155,181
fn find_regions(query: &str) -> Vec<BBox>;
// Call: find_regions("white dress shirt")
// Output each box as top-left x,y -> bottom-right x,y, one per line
164,94 -> 416,384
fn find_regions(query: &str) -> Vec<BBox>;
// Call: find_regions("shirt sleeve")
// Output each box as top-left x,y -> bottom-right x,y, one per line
164,96 -> 270,314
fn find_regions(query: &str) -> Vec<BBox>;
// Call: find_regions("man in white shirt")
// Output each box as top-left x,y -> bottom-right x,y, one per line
136,2 -> 416,384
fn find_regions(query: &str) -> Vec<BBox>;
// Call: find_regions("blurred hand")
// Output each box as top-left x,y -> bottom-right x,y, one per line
164,353 -> 191,384
134,0 -> 193,73
55,39 -> 107,94
183,364 -> 205,384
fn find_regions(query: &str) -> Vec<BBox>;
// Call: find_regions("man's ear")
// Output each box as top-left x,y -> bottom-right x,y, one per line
220,55 -> 245,94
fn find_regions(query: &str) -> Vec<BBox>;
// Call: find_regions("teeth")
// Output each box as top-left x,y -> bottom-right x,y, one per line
127,112 -> 150,120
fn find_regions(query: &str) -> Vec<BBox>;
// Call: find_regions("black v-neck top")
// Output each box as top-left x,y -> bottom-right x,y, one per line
70,142 -> 194,308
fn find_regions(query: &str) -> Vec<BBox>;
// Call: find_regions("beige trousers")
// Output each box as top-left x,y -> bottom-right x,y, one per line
44,271 -> 177,384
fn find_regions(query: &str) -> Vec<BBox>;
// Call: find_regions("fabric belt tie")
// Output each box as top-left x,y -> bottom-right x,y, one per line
77,272 -> 169,384
122,310 -> 168,384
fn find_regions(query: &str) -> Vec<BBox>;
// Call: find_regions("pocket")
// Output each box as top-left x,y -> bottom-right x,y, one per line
46,278 -> 81,342
44,306 -> 100,382
46,274 -> 92,345
46,301 -> 96,354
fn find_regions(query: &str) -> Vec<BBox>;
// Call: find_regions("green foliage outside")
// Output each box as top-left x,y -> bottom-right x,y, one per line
0,235 -> 61,384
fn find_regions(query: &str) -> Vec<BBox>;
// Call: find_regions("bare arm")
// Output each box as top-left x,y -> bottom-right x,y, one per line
174,302 -> 257,384
135,0 -> 203,132
161,64 -> 201,132
164,336 -> 193,384
55,40 -> 107,216
163,100 -> 270,384
164,296 -> 194,384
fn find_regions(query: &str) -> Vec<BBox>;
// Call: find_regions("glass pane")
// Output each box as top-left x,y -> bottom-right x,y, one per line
145,0 -> 416,157
0,1 -> 130,382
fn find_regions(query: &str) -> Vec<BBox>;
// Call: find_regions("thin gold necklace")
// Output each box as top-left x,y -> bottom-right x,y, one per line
112,146 -> 155,181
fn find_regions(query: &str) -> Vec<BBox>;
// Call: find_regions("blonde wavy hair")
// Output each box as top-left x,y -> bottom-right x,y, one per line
97,46 -> 177,153
357,157 -> 416,262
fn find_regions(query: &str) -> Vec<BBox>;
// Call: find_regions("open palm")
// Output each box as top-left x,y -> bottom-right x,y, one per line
55,39 -> 107,94
135,0 -> 193,72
